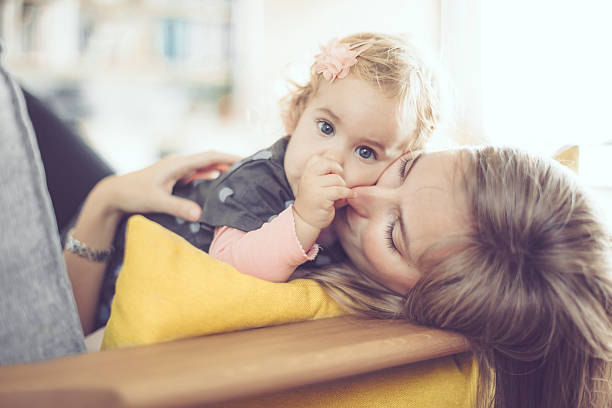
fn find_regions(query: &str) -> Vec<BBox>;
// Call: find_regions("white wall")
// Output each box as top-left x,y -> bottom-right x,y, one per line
441,0 -> 612,157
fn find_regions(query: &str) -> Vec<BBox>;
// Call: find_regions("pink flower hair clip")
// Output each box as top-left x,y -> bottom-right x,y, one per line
313,38 -> 373,83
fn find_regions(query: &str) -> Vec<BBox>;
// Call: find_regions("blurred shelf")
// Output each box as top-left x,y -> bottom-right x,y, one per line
0,0 -> 234,88
79,0 -> 232,23
0,0 -> 237,175
5,57 -> 231,87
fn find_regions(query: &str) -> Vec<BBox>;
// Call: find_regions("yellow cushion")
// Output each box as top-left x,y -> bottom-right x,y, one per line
224,353 -> 477,408
101,215 -> 345,349
101,215 -> 476,406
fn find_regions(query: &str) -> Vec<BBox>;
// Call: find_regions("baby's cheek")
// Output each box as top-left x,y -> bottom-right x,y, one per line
344,163 -> 386,188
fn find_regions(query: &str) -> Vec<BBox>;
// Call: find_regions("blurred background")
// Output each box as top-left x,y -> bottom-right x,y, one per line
1,0 -> 611,219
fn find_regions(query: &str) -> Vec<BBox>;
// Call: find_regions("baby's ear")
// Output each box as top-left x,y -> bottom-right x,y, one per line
553,145 -> 579,173
280,89 -> 310,135
281,108 -> 298,134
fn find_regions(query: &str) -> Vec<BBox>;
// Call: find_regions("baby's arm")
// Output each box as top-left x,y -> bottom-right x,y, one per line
292,155 -> 355,251
209,207 -> 318,282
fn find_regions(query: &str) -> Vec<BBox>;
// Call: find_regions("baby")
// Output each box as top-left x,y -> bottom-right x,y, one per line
136,32 -> 442,282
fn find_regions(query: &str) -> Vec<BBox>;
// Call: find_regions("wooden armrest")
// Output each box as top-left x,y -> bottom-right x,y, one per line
0,316 -> 469,408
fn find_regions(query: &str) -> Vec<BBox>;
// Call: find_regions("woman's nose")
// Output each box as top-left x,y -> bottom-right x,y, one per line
347,186 -> 393,218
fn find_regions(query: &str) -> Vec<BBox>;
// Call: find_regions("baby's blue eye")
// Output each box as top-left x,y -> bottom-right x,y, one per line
318,120 -> 335,136
356,146 -> 376,160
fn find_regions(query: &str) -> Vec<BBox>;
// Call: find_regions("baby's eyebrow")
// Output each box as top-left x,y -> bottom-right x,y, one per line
315,107 -> 341,124
360,137 -> 387,153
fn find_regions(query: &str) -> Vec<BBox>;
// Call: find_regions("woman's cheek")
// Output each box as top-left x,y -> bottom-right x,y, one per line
361,225 -> 382,263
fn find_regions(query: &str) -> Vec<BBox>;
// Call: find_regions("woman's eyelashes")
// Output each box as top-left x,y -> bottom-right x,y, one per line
317,120 -> 335,136
384,155 -> 419,254
398,152 -> 422,181
398,156 -> 412,179
385,219 -> 398,252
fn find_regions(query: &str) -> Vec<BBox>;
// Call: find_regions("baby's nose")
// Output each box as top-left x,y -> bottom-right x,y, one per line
321,149 -> 344,166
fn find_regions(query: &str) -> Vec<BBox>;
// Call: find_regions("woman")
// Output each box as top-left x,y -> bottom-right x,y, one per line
64,144 -> 612,408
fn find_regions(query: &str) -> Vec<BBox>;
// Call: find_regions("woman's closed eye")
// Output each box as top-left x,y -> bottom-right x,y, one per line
384,155 -> 415,253
398,152 -> 421,182
317,120 -> 335,137
385,219 -> 399,252
398,156 -> 412,179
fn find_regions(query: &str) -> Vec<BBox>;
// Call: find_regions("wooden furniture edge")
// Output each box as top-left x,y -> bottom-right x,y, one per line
0,316 -> 470,407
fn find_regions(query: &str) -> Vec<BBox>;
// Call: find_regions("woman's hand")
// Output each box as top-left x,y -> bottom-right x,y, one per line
100,151 -> 240,222
66,150 -> 240,335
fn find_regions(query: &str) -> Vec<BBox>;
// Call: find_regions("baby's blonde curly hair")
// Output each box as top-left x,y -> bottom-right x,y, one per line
281,32 -> 442,150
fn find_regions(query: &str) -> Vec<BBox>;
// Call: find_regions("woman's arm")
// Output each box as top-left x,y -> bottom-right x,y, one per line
65,152 -> 240,334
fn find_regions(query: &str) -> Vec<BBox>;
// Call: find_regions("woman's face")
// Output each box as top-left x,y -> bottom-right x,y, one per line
334,150 -> 469,294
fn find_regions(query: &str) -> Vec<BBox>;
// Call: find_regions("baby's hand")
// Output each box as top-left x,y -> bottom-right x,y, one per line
293,155 -> 355,231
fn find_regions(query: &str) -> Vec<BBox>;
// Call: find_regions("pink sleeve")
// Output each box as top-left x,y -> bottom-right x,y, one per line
208,206 -> 319,282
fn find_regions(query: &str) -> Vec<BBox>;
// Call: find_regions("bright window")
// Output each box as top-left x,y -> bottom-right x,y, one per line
480,1 -> 612,158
